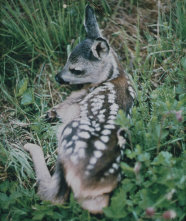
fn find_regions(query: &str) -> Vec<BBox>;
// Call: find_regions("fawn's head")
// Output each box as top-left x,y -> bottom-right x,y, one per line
56,5 -> 119,85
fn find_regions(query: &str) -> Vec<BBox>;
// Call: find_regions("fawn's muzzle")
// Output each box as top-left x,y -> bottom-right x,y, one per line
55,73 -> 67,84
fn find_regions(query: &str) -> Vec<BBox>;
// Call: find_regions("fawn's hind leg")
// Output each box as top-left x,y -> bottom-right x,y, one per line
79,194 -> 110,214
24,143 -> 69,203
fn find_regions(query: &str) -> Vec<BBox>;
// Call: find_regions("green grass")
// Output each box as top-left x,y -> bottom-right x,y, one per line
0,0 -> 185,220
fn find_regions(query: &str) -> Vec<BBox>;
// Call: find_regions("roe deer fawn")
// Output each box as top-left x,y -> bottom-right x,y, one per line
24,5 -> 135,214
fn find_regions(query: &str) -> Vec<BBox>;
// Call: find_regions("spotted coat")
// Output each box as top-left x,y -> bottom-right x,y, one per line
58,76 -> 134,201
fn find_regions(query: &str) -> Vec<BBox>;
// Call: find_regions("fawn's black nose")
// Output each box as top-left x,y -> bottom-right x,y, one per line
55,73 -> 67,84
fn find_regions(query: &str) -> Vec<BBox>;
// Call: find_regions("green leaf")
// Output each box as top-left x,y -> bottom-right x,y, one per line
138,152 -> 150,162
181,57 -> 186,70
16,78 -> 28,97
0,181 -> 10,193
21,89 -> 34,105
0,193 -> 10,209
152,151 -> 173,166
32,213 -> 45,220
0,192 -> 9,202
161,130 -> 169,140
121,179 -> 134,192
104,188 -> 127,218
155,124 -> 161,139
13,208 -> 27,216
120,162 -> 134,176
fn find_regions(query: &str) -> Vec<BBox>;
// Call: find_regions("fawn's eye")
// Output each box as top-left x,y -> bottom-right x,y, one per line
70,68 -> 84,75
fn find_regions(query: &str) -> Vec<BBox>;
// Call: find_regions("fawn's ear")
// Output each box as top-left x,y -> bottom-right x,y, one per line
84,5 -> 102,39
91,37 -> 110,59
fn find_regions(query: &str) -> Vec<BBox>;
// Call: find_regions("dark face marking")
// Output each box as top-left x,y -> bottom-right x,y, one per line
69,39 -> 92,63
69,68 -> 85,76
107,65 -> 114,80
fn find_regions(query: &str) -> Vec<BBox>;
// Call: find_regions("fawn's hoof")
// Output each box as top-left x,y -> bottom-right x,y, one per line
45,108 -> 58,122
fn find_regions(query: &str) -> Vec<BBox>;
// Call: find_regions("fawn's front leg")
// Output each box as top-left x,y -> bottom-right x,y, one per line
46,88 -> 88,121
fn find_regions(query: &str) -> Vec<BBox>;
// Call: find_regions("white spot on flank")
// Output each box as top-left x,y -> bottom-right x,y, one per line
108,94 -> 116,103
97,94 -> 105,99
104,124 -> 115,129
94,140 -> 106,150
107,119 -> 115,125
72,135 -> 78,141
95,127 -> 101,132
130,91 -> 136,99
91,100 -> 104,111
92,121 -> 96,127
72,122 -> 78,128
74,141 -> 87,152
116,156 -> 121,163
104,82 -> 114,90
102,129 -> 111,135
78,131 -> 90,139
90,157 -> 97,165
127,80 -> 131,85
91,109 -> 98,115
66,141 -> 73,147
117,131 -> 126,147
99,109 -> 106,114
100,136 -> 109,143
80,125 -> 94,132
98,114 -> 105,122
108,115 -> 116,120
94,150 -> 103,158
110,110 -> 118,115
110,103 -> 119,111
63,127 -> 72,137
108,91 -> 116,99
128,86 -> 134,93
112,163 -> 119,170
128,86 -> 136,99
109,168 -> 114,174
108,93 -> 115,99
80,119 -> 91,125
87,165 -> 94,170
91,97 -> 98,103
95,123 -> 100,128
96,87 -> 106,92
